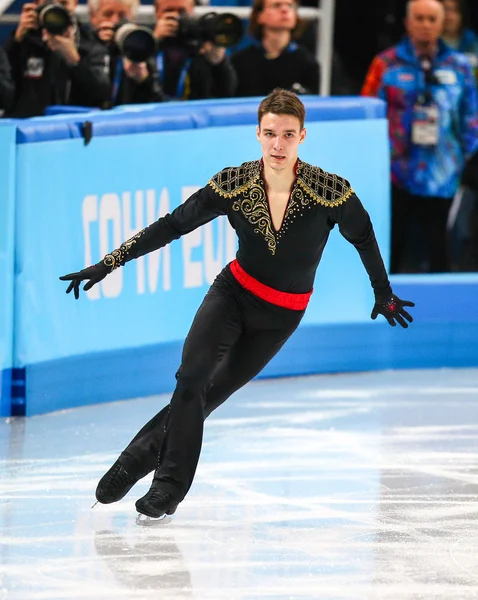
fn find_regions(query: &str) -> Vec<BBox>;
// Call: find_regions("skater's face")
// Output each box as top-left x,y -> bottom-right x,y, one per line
257,113 -> 306,172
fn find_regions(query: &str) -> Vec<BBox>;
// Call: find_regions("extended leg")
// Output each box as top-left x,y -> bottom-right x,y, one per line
136,307 -> 303,518
96,283 -> 244,504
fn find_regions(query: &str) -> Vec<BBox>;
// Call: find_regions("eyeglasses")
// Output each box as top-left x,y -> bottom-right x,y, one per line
267,2 -> 297,10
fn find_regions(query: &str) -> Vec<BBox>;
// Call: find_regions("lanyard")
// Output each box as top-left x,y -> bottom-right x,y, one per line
112,57 -> 123,104
156,52 -> 192,100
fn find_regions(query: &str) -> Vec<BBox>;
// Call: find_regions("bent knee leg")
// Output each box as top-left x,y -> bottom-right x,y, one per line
173,372 -> 211,411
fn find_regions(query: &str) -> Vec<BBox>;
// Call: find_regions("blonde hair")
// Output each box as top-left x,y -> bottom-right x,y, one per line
88,0 -> 140,18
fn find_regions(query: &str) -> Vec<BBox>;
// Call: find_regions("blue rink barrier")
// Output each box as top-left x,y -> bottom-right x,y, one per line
0,125 -> 16,417
2,96 -> 477,416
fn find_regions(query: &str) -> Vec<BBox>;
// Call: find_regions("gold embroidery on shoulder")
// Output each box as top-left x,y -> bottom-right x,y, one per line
208,160 -> 261,199
297,161 -> 354,207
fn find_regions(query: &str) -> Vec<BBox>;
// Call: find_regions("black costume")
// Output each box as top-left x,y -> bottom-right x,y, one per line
61,159 -> 413,518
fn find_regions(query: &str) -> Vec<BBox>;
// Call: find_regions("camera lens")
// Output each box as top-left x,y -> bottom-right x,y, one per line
202,13 -> 243,48
115,23 -> 157,63
38,4 -> 72,35
177,12 -> 243,48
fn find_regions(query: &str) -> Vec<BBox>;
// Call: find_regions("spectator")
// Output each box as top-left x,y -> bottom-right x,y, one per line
442,0 -> 478,81
362,0 -> 478,273
0,47 -> 15,116
232,0 -> 319,97
4,0 -> 110,117
89,0 -> 164,106
152,0 -> 236,99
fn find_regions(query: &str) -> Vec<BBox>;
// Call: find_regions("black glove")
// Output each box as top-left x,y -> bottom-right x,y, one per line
59,263 -> 109,300
371,294 -> 415,328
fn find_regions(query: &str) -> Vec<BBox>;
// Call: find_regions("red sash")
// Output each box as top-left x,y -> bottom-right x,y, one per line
229,260 -> 312,311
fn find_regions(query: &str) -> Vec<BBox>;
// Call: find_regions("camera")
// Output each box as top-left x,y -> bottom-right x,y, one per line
37,0 -> 72,36
114,22 -> 157,63
177,12 -> 243,49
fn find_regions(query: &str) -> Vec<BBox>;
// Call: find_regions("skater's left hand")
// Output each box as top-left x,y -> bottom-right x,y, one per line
371,294 -> 415,328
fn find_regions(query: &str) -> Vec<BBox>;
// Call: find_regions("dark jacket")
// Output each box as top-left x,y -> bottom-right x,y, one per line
0,47 -> 15,114
114,58 -> 164,106
4,22 -> 109,117
100,43 -> 164,108
157,40 -> 236,100
232,42 -> 319,97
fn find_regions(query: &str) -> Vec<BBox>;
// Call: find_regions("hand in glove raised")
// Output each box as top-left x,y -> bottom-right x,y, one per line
59,263 -> 109,300
371,294 -> 415,328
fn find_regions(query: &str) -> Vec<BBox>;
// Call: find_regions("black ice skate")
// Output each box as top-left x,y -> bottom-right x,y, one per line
95,460 -> 140,504
135,482 -> 179,519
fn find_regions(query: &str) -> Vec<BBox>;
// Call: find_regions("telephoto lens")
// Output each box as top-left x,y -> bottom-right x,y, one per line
201,12 -> 243,48
114,23 -> 157,63
177,12 -> 243,48
37,1 -> 72,35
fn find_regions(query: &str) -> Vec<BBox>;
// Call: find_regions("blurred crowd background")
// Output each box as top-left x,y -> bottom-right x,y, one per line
0,0 -> 477,274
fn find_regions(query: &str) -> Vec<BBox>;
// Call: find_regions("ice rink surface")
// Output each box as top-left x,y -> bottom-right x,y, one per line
1,368 -> 478,600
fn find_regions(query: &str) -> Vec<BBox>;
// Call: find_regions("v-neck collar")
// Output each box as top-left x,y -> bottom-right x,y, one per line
260,159 -> 300,233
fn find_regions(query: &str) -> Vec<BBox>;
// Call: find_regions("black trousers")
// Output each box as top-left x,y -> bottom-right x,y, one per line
120,265 -> 305,500
391,185 -> 451,274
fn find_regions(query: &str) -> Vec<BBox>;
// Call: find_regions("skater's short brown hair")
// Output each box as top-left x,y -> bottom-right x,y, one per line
258,89 -> 306,130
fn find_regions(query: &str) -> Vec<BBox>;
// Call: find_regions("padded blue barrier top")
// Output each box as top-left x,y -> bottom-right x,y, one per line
5,96 -> 386,144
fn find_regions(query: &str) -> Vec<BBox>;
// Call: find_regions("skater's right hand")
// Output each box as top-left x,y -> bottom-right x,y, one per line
59,263 -> 109,300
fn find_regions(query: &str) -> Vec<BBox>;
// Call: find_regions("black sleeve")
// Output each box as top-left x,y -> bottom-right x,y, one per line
125,59 -> 164,105
109,183 -> 228,265
0,47 -> 14,111
331,192 -> 392,302
209,55 -> 237,98
4,35 -> 28,87
69,32 -> 110,107
188,54 -> 237,99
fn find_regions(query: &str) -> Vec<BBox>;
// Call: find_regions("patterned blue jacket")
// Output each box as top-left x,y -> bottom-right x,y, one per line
362,38 -> 478,198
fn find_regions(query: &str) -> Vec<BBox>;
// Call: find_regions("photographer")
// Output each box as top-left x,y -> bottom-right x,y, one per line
153,0 -> 236,100
0,48 -> 15,116
4,0 -> 110,117
89,0 -> 164,107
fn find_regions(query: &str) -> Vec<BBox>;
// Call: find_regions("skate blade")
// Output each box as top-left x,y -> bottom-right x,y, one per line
136,513 -> 171,527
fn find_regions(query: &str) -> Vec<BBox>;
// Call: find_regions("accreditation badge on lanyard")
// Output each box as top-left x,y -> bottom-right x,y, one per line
411,101 -> 439,146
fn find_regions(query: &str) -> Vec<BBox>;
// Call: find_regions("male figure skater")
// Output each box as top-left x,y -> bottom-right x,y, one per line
60,89 -> 414,519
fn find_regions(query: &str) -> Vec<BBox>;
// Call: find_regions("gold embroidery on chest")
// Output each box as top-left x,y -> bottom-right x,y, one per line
232,181 -> 276,255
208,160 -> 354,256
276,185 -> 313,239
